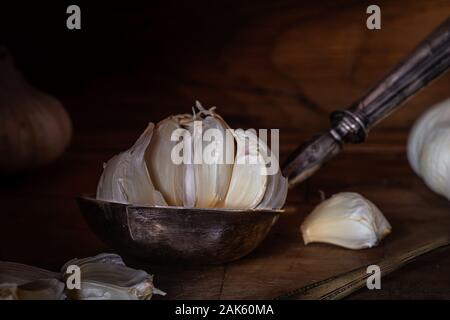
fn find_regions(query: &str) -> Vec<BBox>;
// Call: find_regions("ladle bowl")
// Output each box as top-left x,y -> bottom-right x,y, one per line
77,196 -> 281,264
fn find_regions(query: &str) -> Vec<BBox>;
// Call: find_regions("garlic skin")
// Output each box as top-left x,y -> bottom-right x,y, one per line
407,98 -> 450,200
301,193 -> 392,250
62,253 -> 165,300
97,102 -> 288,210
0,49 -> 72,174
96,124 -> 167,207
0,261 -> 65,300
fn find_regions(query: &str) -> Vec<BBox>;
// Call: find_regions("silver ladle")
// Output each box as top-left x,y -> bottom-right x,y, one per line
78,17 -> 450,264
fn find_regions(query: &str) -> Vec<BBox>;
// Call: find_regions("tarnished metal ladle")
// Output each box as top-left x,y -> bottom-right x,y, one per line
283,17 -> 450,187
78,17 -> 450,265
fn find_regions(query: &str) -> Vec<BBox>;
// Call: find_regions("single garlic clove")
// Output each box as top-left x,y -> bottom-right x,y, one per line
192,112 -> 234,208
220,129 -> 268,209
62,253 -> 165,300
300,192 -> 392,250
256,170 -> 288,210
254,133 -> 288,210
145,116 -> 189,206
96,123 -> 167,206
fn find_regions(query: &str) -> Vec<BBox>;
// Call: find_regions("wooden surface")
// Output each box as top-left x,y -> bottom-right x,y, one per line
2,0 -> 450,299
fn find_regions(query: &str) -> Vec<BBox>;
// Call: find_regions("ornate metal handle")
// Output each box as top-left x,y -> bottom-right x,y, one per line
331,17 -> 450,144
283,17 -> 450,185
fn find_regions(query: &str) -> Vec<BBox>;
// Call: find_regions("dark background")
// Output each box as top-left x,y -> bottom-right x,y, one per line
2,0 -> 450,299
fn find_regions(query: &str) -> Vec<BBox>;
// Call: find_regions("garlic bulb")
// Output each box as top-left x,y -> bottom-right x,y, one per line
300,192 -> 392,250
407,98 -> 450,200
0,48 -> 72,174
97,102 -> 288,210
61,253 -> 165,300
0,261 -> 65,300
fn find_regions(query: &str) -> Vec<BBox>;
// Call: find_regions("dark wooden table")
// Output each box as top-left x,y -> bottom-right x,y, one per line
1,0 -> 450,299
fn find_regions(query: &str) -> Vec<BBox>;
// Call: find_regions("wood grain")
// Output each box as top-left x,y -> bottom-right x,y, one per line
1,0 -> 450,299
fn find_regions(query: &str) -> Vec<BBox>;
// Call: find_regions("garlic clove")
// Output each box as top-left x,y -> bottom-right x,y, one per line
221,129 -> 268,209
192,111 -> 234,208
300,192 -> 392,250
145,116 -> 188,206
62,253 -> 165,300
256,171 -> 288,210
96,123 -> 167,206
254,135 -> 288,210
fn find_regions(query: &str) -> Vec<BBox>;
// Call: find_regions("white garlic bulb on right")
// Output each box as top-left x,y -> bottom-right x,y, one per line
407,98 -> 450,200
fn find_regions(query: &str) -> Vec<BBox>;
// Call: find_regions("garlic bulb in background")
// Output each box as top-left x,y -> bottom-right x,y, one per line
0,48 -> 72,174
97,102 -> 288,210
301,193 -> 392,250
61,253 -> 165,300
407,98 -> 450,200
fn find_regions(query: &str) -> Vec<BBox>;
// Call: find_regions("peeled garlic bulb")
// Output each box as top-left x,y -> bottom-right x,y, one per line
0,48 -> 72,174
97,102 -> 287,210
407,98 -> 450,200
62,253 -> 165,300
301,192 -> 392,250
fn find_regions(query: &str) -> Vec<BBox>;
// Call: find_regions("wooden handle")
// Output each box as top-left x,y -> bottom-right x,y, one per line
283,17 -> 450,185
329,17 -> 450,145
275,237 -> 450,300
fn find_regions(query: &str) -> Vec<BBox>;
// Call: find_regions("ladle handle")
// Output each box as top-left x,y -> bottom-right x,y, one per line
283,17 -> 450,186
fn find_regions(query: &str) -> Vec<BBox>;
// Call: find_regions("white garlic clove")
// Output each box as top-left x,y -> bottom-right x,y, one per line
300,192 -> 392,250
96,123 -> 167,206
145,115 -> 189,206
221,129 -> 268,209
62,253 -> 165,300
191,110 -> 234,208
254,136 -> 288,210
256,170 -> 288,210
